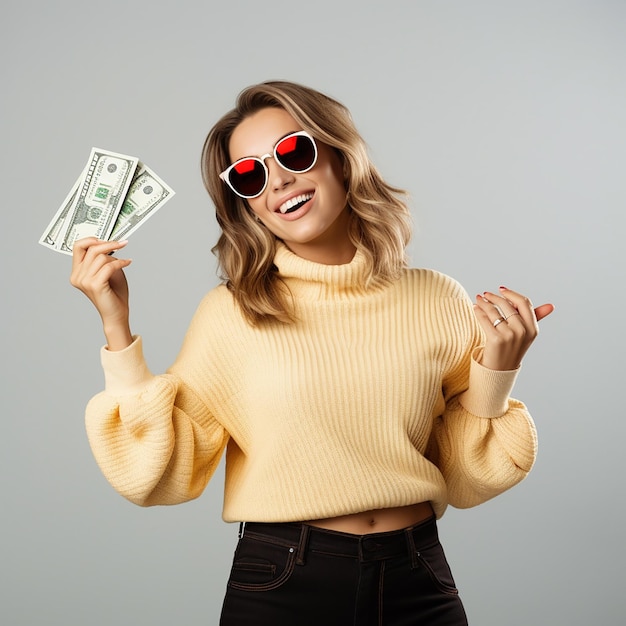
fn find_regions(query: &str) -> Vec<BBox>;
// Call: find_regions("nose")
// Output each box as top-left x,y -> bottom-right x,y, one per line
264,155 -> 295,191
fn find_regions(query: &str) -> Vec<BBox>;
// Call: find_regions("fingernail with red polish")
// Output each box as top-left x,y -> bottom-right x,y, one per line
499,286 -> 508,291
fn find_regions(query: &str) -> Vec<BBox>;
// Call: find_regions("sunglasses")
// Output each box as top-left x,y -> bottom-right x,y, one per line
220,131 -> 318,199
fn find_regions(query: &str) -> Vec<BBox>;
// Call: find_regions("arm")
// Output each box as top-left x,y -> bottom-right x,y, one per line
71,238 -> 229,506
429,285 -> 553,509
85,337 -> 229,506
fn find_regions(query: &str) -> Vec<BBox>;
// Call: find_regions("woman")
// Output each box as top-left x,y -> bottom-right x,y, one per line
71,81 -> 553,625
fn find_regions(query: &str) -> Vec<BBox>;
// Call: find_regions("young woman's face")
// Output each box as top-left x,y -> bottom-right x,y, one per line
228,107 -> 354,264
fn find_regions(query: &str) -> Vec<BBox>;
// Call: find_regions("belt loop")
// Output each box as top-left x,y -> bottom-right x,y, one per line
296,524 -> 310,566
404,527 -> 418,569
238,522 -> 245,539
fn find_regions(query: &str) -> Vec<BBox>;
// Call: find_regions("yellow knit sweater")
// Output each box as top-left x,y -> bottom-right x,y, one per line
85,243 -> 537,522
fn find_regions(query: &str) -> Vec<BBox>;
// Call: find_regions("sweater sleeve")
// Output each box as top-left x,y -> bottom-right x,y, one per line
85,332 -> 229,507
427,285 -> 538,510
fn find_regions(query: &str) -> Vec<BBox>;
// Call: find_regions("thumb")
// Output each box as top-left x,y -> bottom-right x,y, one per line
534,303 -> 555,322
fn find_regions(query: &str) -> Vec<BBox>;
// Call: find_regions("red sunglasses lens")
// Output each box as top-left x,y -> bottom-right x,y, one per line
228,159 -> 266,197
276,134 -> 316,172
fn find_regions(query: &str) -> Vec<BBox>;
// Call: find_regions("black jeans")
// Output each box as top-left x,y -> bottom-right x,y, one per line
219,516 -> 468,625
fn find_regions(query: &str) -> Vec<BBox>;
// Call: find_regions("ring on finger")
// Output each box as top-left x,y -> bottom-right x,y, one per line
493,317 -> 506,328
504,312 -> 520,321
493,304 -> 506,318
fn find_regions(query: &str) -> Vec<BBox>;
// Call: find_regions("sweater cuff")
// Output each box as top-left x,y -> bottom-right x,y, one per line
101,335 -> 154,396
458,348 -> 520,418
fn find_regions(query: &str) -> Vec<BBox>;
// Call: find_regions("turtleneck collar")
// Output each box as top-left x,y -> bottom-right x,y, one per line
273,242 -> 371,299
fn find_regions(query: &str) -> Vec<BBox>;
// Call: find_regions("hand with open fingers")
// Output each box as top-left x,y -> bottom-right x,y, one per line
473,286 -> 555,371
70,237 -> 134,348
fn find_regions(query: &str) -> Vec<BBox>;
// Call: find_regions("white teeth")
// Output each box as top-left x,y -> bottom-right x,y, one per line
278,193 -> 313,214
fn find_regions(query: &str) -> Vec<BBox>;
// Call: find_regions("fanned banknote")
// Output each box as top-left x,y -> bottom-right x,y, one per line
109,163 -> 175,241
38,168 -> 86,252
39,148 -> 175,255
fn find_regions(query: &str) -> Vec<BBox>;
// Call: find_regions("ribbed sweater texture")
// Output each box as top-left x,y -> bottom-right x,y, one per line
85,243 -> 537,522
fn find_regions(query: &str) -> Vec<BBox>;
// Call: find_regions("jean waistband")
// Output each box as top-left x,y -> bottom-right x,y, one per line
241,515 -> 439,564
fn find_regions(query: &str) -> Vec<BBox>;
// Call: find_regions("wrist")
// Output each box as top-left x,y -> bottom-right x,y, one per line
477,346 -> 521,372
102,320 -> 133,351
478,354 -> 520,371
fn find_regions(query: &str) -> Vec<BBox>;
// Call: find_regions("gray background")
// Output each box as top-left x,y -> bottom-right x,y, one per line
2,1 -> 624,624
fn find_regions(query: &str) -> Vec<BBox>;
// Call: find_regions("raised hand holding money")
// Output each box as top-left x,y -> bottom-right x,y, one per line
39,148 -> 175,254
70,237 -> 134,351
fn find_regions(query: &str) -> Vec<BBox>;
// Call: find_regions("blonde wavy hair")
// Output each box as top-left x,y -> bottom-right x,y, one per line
201,80 -> 412,325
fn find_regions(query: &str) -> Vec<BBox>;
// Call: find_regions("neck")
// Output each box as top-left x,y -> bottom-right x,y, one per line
285,240 -> 356,265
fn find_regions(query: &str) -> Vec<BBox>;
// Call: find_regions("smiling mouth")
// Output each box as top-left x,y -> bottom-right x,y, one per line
278,192 -> 313,214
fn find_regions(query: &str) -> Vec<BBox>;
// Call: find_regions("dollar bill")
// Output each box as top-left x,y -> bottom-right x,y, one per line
38,167 -> 86,251
109,163 -> 175,241
54,148 -> 139,255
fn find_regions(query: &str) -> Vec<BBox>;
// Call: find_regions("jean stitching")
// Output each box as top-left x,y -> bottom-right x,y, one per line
296,524 -> 310,566
415,551 -> 459,596
242,531 -> 296,550
232,561 -> 276,575
352,564 -> 363,626
405,527 -> 419,569
227,549 -> 296,592
378,561 -> 385,626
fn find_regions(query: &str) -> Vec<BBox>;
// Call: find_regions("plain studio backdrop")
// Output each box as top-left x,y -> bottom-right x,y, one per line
2,1 -> 624,624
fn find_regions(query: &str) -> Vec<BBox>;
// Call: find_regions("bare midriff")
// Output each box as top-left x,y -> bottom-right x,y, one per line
304,501 -> 434,535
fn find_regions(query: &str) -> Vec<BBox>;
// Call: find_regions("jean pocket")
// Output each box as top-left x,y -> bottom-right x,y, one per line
227,535 -> 297,592
415,541 -> 459,595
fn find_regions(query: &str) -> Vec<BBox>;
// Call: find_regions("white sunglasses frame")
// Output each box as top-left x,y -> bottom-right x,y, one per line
219,130 -> 318,199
